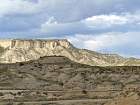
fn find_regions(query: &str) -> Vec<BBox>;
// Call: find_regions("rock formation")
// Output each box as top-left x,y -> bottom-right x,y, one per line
0,39 -> 140,66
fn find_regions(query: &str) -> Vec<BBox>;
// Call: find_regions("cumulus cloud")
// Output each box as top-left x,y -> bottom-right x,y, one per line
66,33 -> 128,51
40,17 -> 86,35
41,13 -> 140,35
0,0 -> 42,17
1,0 -> 140,33
66,32 -> 140,57
0,0 -> 140,21
84,15 -> 129,28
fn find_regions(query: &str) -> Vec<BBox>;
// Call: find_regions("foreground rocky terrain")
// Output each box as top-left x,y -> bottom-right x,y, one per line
0,39 -> 140,66
0,56 -> 139,105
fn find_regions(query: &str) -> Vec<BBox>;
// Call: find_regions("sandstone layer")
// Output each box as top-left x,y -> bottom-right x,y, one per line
0,39 -> 140,66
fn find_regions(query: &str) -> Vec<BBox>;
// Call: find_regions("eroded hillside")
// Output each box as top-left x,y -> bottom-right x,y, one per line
0,56 -> 139,105
0,39 -> 140,66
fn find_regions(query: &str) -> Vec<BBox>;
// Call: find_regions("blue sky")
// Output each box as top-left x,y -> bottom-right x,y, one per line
0,0 -> 140,58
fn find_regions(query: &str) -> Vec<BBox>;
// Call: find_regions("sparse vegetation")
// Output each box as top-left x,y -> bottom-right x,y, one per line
82,90 -> 87,94
0,46 -> 5,54
17,103 -> 25,105
0,92 -> 3,96
0,56 -> 139,105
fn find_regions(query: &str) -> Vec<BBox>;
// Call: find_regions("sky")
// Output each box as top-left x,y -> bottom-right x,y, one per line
0,0 -> 140,58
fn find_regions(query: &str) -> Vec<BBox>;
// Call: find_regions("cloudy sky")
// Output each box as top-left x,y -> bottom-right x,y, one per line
0,0 -> 140,58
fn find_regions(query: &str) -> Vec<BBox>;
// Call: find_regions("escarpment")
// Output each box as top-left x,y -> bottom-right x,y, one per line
0,39 -> 72,49
0,39 -> 140,66
0,39 -> 74,63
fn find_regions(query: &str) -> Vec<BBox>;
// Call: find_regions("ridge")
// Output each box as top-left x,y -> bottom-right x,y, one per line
0,39 -> 139,66
0,39 -> 73,49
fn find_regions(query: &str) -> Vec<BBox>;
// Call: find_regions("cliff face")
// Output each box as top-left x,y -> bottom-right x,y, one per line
0,39 -> 72,49
0,39 -> 140,66
0,39 -> 74,63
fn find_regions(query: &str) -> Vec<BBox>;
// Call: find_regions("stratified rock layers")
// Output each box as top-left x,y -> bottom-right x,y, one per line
0,39 -> 140,66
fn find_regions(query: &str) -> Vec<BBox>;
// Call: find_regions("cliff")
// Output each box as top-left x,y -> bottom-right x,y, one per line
0,39 -> 140,66
0,39 -> 72,49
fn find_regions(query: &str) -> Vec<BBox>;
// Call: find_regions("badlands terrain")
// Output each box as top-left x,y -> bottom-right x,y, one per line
0,39 -> 139,105
0,56 -> 139,105
0,39 -> 140,66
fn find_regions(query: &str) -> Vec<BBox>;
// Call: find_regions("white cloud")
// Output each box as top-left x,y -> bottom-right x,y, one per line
66,33 -> 127,50
45,17 -> 58,25
41,12 -> 140,35
83,15 -> 129,28
0,0 -> 47,17
0,0 -> 139,21
40,17 -> 84,35
66,32 -> 140,57
83,13 -> 140,29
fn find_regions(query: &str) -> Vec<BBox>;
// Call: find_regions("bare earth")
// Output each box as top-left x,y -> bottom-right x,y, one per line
0,56 -> 139,105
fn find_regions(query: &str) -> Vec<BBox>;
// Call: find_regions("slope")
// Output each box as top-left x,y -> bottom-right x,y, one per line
0,39 -> 139,66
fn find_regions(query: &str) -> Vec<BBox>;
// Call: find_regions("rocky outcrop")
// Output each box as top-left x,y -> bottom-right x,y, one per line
0,39 -> 140,66
0,39 -> 73,49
